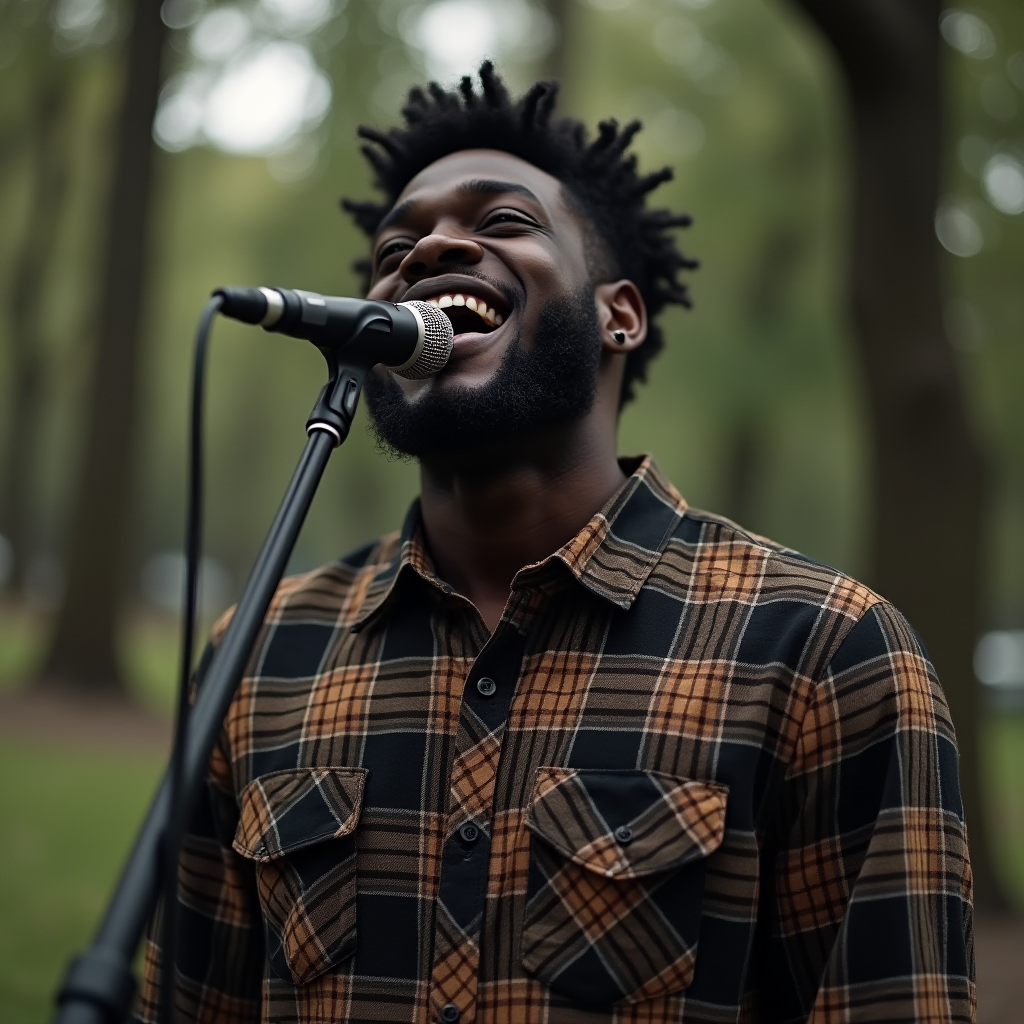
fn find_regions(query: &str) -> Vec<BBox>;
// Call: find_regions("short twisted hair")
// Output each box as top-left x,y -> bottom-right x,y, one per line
342,61 -> 697,407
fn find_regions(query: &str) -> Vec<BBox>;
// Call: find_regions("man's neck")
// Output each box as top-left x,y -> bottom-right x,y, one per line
417,420 -> 626,632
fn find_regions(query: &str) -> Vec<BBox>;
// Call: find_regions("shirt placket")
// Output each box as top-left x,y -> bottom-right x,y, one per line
428,603 -> 527,1024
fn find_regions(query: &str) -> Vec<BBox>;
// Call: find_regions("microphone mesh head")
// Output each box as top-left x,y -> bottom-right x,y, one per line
396,301 -> 454,379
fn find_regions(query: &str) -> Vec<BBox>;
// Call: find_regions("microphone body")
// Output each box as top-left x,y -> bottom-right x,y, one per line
213,285 -> 452,379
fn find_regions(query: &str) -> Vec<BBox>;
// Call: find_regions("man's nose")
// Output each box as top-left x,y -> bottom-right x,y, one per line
400,232 -> 484,282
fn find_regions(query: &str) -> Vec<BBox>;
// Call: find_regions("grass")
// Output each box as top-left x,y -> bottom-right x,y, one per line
0,607 -> 1021,1021
0,605 -> 184,1023
0,741 -> 163,1023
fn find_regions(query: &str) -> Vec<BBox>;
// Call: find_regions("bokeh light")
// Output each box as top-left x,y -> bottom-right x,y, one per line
154,0 -> 337,164
983,153 -> 1024,215
401,0 -> 555,83
935,202 -> 985,257
941,9 -> 997,60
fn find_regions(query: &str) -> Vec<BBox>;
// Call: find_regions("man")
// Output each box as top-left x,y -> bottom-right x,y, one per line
140,64 -> 974,1023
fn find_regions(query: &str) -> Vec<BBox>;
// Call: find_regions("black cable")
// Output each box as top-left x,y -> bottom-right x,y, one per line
159,294 -> 223,1024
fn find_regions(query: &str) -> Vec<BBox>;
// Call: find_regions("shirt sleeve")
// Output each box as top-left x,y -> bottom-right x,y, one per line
135,646 -> 264,1024
768,601 -> 976,1023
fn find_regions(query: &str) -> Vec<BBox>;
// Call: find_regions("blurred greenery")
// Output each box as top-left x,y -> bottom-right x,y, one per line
0,605 -> 199,715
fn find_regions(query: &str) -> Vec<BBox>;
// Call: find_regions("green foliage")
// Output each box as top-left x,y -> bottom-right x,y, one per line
938,0 -> 1024,626
989,713 -> 1024,906
0,606 -> 41,685
565,0 -> 863,569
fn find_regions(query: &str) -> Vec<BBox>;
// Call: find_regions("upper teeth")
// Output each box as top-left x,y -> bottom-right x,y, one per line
427,294 -> 503,326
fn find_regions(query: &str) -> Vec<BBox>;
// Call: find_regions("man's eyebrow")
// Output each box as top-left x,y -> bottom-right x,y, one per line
454,179 -> 543,205
375,198 -> 416,237
374,179 -> 544,238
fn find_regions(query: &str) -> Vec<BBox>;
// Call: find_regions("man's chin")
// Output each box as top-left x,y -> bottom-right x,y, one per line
365,286 -> 602,462
366,379 -> 523,461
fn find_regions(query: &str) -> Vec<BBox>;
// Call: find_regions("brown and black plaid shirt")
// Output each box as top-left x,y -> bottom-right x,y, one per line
139,456 -> 975,1023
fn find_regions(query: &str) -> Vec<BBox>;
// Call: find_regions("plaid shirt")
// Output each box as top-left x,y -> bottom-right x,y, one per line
138,456 -> 975,1024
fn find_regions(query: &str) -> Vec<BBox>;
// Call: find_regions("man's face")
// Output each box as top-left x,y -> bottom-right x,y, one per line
363,149 -> 604,458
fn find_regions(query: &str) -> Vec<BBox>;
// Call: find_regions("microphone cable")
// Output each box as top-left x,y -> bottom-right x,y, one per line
160,293 -> 223,1024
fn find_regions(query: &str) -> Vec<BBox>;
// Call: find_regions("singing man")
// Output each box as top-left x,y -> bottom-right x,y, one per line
140,63 -> 975,1024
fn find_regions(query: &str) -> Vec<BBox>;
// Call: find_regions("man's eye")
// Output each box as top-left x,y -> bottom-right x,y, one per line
377,239 -> 412,262
481,209 -> 535,228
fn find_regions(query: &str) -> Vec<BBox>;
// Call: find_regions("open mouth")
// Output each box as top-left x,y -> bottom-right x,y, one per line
423,292 -> 506,337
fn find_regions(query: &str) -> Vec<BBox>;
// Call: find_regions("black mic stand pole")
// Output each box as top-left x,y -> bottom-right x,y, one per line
52,352 -> 369,1024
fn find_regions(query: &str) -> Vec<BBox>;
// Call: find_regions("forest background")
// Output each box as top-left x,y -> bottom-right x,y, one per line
0,0 -> 1022,1019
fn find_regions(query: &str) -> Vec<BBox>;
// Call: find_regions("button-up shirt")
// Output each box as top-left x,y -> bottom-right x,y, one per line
138,456 -> 975,1023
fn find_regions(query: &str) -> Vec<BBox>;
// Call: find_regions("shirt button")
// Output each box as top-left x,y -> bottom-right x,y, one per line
476,676 -> 497,697
614,825 -> 633,844
440,1004 -> 460,1022
459,822 -> 480,843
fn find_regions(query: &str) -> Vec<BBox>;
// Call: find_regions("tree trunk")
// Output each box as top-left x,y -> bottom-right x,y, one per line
791,0 -> 1005,909
41,0 -> 168,692
1,56 -> 74,592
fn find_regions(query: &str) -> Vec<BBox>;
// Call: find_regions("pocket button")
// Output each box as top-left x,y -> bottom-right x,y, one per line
476,677 -> 497,697
459,822 -> 480,843
440,1004 -> 460,1022
614,825 -> 633,844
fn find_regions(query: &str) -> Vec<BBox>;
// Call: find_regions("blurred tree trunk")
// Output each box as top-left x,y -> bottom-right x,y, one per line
0,53 -> 74,592
790,0 -> 1005,909
41,0 -> 168,692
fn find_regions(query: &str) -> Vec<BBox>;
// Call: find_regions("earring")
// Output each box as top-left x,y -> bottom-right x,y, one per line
612,330 -> 627,345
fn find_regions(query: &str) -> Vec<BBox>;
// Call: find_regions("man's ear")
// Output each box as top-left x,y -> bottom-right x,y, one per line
594,280 -> 647,353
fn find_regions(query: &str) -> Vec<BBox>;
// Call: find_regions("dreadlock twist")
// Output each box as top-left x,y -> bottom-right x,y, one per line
342,61 -> 697,407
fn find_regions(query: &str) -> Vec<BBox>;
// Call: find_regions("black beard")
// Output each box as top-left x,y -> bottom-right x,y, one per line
364,287 -> 602,460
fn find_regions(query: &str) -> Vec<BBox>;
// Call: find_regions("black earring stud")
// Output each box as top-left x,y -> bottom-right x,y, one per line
613,330 -> 626,345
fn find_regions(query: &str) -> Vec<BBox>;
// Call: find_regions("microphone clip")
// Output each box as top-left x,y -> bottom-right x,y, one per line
305,354 -> 368,447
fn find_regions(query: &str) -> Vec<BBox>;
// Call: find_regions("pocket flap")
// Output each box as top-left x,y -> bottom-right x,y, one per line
526,767 -> 727,879
233,767 -> 368,863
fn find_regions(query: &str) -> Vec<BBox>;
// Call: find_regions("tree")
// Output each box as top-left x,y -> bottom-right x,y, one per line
0,5 -> 75,591
42,0 -> 169,692
788,0 -> 1005,909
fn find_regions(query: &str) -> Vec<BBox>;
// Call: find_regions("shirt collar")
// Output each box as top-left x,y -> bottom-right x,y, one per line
349,502 -> 438,632
540,455 -> 687,609
350,455 -> 687,630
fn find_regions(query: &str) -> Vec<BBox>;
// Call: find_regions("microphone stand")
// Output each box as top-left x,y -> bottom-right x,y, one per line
52,343 -> 370,1024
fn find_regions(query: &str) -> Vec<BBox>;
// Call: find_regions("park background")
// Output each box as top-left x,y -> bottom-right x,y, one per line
0,0 -> 1022,1019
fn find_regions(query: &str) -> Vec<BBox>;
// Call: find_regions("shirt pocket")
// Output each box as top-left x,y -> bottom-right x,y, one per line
232,766 -> 368,987
521,766 -> 728,1007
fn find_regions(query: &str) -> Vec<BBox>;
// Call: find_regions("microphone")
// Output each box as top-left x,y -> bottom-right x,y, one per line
213,286 -> 453,379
